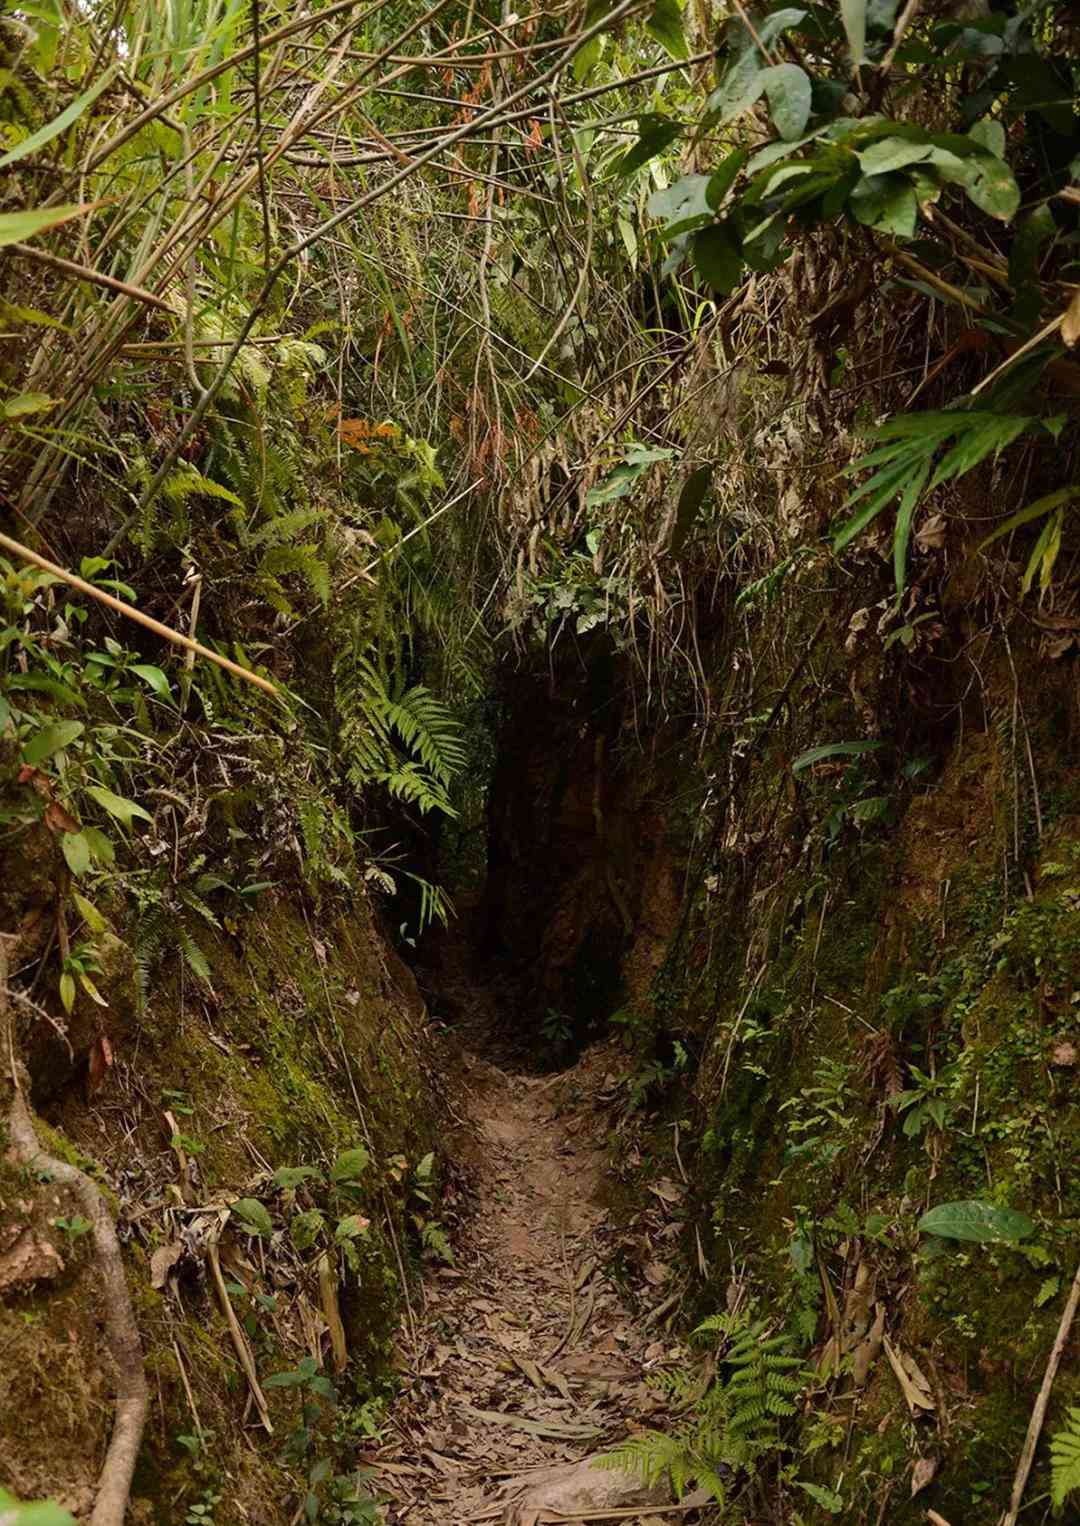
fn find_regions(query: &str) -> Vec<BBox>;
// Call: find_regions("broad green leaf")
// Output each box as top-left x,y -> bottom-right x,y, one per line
616,114 -> 683,177
692,223 -> 742,294
1009,204 -> 1057,325
83,826 -> 115,865
331,1146 -> 370,1183
59,971 -> 75,1013
857,137 -> 933,176
265,1367 -> 307,1388
79,974 -> 107,1007
2,393 -> 57,419
272,1165 -> 322,1189
917,1200 -> 1034,1244
231,1197 -> 272,1237
646,0 -> 688,61
61,832 -> 91,877
708,52 -> 766,125
793,740 -> 883,772
0,203 -> 94,248
969,117 -> 1006,159
83,784 -> 153,826
334,1214 -> 370,1240
926,146 -> 1020,221
0,66 -> 116,169
707,146 -> 749,208
290,1208 -> 326,1250
130,664 -> 172,700
840,0 -> 866,65
849,173 -> 917,237
23,720 -> 84,765
647,174 -> 713,239
572,33 -> 603,83
761,63 -> 812,142
72,890 -> 106,933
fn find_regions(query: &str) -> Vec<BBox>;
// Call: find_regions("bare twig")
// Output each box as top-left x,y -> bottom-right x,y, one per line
1000,1258 -> 1080,1525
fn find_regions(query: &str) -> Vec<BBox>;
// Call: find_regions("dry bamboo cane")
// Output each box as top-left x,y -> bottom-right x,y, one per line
0,530 -> 278,696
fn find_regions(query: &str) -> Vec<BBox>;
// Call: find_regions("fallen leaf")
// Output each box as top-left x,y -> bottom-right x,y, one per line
852,1303 -> 886,1387
44,799 -> 81,833
911,1456 -> 937,1497
883,1335 -> 935,1415
88,1034 -> 113,1093
150,1241 -> 183,1289
915,513 -> 947,552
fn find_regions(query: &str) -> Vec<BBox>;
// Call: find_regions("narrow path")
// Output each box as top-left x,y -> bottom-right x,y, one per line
371,1034 -> 700,1525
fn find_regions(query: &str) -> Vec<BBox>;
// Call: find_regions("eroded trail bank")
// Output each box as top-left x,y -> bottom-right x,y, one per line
370,1036 -> 703,1526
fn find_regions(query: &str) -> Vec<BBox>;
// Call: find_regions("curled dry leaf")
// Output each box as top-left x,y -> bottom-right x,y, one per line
911,1455 -> 937,1496
883,1335 -> 935,1415
88,1033 -> 113,1093
915,513 -> 947,552
150,1241 -> 183,1290
44,798 -> 81,834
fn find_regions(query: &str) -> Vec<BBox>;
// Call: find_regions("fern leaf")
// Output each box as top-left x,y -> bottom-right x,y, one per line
1051,1407 -> 1080,1510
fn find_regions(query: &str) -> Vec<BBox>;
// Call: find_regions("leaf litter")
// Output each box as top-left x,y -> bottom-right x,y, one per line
369,1028 -> 700,1524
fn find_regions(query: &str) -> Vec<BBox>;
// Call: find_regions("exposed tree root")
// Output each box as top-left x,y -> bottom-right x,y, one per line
1,935 -> 149,1526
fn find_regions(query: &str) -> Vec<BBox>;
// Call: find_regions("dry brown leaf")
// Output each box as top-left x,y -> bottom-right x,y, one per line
43,799 -> 81,834
150,1241 -> 182,1290
911,1456 -> 937,1497
883,1335 -> 935,1414
915,513 -> 947,552
88,1033 -> 113,1093
852,1303 -> 886,1387
1062,289 -> 1080,348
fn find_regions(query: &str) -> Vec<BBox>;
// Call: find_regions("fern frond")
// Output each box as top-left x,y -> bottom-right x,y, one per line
178,928 -> 213,989
259,543 -> 331,604
247,507 -> 326,548
1051,1407 -> 1080,1510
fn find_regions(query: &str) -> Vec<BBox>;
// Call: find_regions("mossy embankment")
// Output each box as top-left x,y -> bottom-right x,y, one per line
1,866 -> 441,1523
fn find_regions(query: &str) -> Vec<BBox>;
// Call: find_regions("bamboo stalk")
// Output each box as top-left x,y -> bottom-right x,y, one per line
0,531 -> 278,697
7,243 -> 175,313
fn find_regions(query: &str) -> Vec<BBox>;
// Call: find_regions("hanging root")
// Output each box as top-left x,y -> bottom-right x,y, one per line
1,934 -> 149,1526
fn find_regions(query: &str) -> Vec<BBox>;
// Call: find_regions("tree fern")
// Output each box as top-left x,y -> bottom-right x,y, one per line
1051,1407 -> 1080,1511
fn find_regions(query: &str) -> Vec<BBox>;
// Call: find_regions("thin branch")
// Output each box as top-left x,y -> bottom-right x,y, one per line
7,242 -> 175,313
0,532 -> 278,697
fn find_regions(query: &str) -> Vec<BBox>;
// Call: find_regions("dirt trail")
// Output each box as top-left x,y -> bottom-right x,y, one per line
371,1033 -> 697,1525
